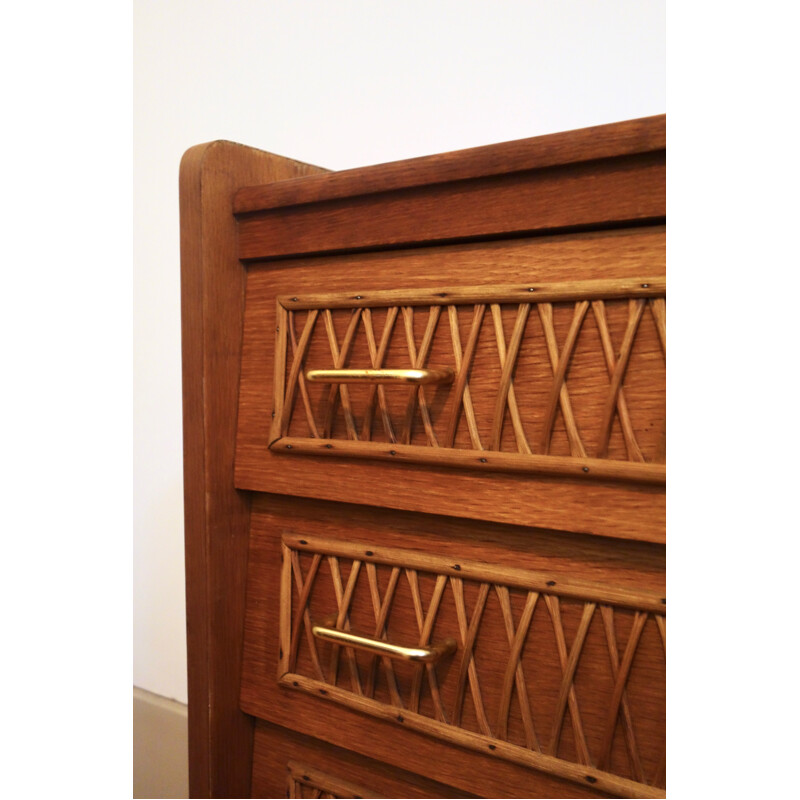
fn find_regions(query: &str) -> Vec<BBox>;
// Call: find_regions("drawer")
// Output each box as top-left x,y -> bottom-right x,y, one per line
241,495 -> 665,799
235,228 -> 666,543
252,720 -> 477,798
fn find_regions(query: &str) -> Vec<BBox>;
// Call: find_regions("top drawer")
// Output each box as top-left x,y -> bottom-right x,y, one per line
235,228 -> 665,543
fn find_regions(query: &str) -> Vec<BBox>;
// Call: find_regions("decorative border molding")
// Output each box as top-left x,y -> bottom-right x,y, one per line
269,279 -> 666,485
278,537 -> 666,799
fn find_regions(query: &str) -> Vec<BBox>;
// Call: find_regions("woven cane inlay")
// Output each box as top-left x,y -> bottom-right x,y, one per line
285,761 -> 384,799
278,536 -> 666,798
268,280 -> 666,484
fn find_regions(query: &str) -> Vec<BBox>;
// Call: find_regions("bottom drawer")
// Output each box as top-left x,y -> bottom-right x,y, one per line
252,720 -> 476,799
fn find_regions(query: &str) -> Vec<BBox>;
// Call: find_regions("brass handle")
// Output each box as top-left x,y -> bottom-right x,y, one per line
305,368 -> 454,385
311,619 -> 456,663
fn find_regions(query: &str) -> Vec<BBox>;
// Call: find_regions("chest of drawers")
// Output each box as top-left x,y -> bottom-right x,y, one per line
180,115 -> 666,798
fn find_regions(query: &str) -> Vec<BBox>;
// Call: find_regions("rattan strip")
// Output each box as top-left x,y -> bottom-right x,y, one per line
281,673 -> 666,799
363,563 -> 403,706
359,307 -> 398,442
447,305 -> 483,449
600,605 -> 644,782
278,308 -> 319,439
596,299 -> 646,459
271,304 -> 289,442
539,301 -> 590,456
287,762 -> 385,800
288,552 -> 324,678
322,309 -> 362,440
279,543 -> 293,677
450,578 -> 492,736
495,586 -> 539,750
277,278 -> 666,311
545,597 -> 594,764
288,312 -> 321,439
327,556 -> 364,694
400,306 -> 442,446
591,301 -> 644,462
597,611 -> 648,772
444,304 -> 486,447
490,304 -> 532,454
652,610 -> 667,784
283,534 -> 666,614
325,555 -> 346,687
405,570 -> 449,721
649,298 -> 666,357
535,303 -> 584,456
275,436 -> 666,485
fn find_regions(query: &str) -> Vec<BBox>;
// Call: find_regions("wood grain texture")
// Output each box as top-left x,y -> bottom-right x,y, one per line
234,115 -> 665,214
183,119 -> 666,798
180,140 -> 326,798
253,721 -> 480,798
237,153 -> 665,260
241,495 -> 665,798
236,227 -> 666,543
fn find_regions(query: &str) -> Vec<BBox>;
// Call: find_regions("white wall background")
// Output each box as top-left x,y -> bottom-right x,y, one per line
133,0 -> 665,704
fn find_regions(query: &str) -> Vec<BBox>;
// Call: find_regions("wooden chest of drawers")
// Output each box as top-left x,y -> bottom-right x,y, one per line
180,115 -> 666,798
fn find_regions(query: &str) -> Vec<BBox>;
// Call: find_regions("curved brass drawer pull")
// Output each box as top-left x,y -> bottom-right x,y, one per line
311,619 -> 456,663
305,368 -> 454,385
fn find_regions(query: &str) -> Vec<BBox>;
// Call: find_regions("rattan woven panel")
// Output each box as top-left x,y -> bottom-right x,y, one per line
286,761 -> 384,800
277,536 -> 666,799
268,280 -> 665,485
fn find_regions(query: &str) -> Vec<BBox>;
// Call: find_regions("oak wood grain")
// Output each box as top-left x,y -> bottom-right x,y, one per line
235,227 -> 665,543
180,140 -> 326,798
234,115 -> 665,214
183,118 -> 666,798
237,153 -> 665,260
253,720 -> 481,798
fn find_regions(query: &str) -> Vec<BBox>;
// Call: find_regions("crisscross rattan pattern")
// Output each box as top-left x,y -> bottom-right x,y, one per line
286,761 -> 384,799
270,279 -> 666,484
279,536 -> 666,797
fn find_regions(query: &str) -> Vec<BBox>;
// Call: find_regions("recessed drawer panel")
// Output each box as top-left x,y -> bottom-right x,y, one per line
269,278 -> 665,485
235,228 -> 666,543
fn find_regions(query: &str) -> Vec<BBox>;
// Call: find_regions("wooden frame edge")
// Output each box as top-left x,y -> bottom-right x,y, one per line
180,140 -> 328,798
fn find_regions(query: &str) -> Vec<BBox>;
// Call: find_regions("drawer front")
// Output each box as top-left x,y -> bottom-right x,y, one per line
241,496 -> 665,799
236,228 -> 666,543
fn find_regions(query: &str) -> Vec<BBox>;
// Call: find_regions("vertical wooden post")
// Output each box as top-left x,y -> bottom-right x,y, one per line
180,141 -> 326,798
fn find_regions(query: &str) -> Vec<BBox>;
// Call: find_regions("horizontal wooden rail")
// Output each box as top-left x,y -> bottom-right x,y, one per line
270,436 -> 666,487
238,153 -> 666,261
283,534 -> 666,614
278,277 -> 665,310
234,115 -> 665,214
